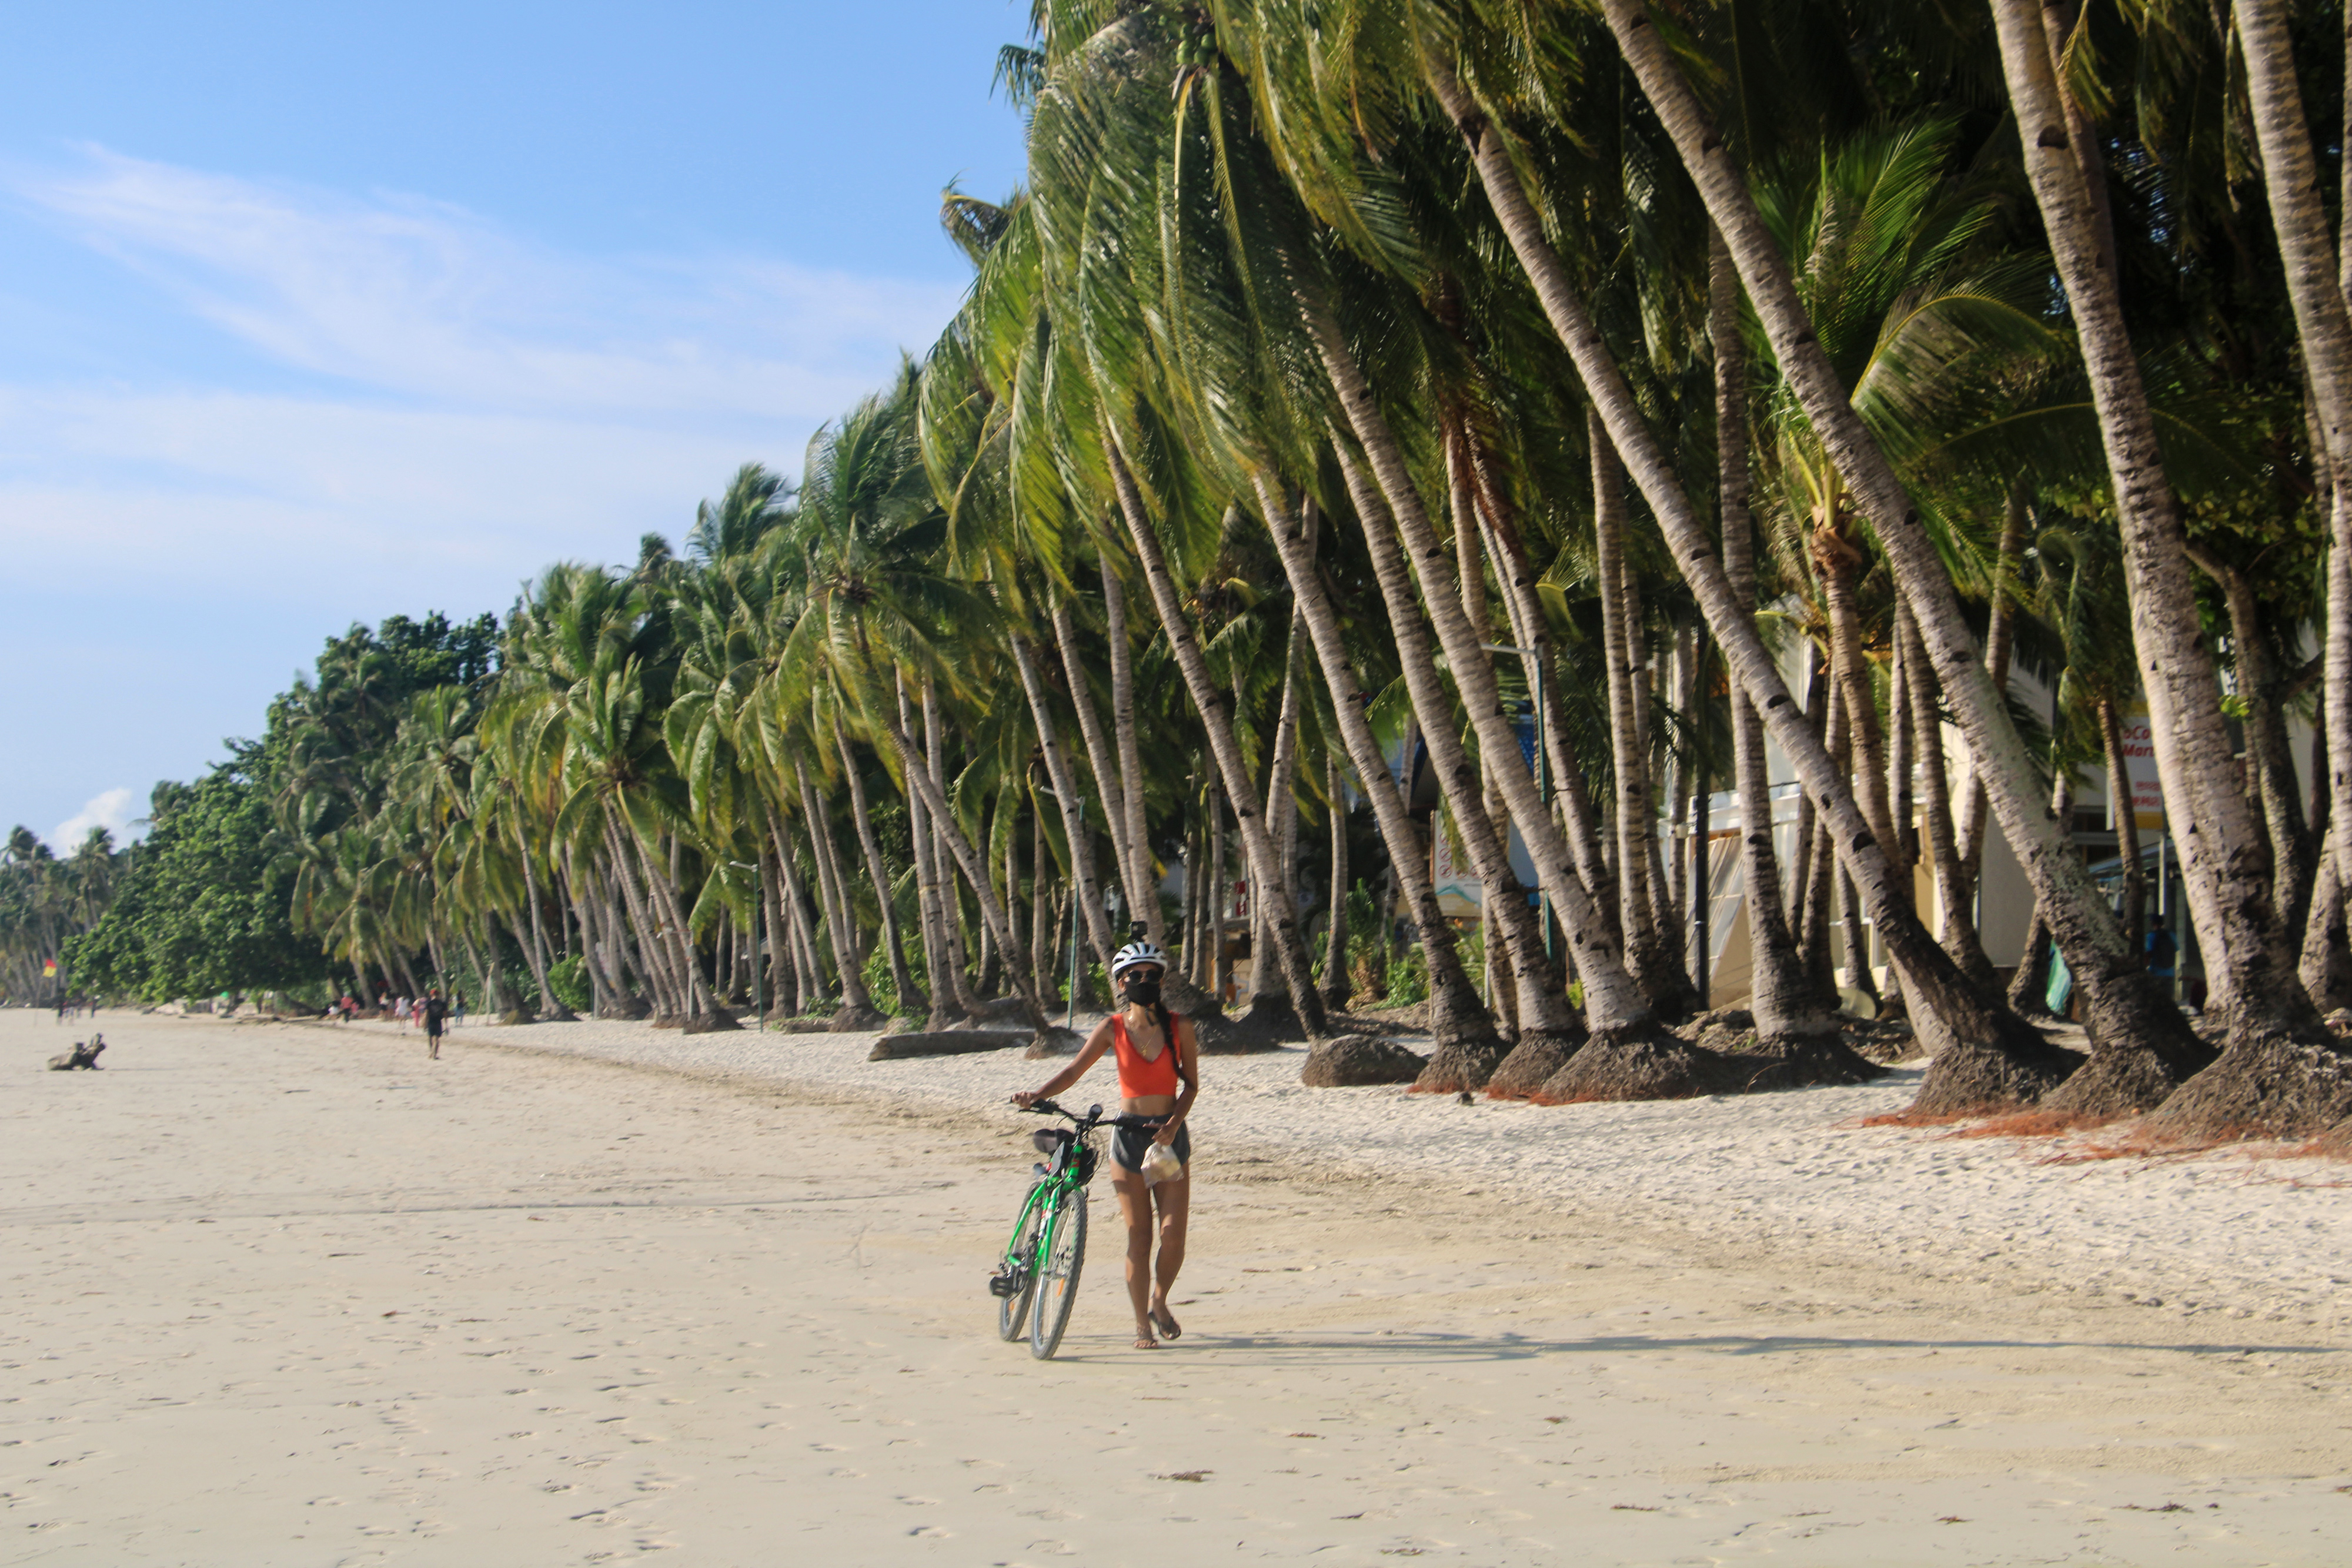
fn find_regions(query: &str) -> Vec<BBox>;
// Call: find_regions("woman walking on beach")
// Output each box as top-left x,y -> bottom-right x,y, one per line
1013,942 -> 1199,1350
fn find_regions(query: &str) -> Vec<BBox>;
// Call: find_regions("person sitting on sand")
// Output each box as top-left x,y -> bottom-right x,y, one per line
1012,941 -> 1199,1350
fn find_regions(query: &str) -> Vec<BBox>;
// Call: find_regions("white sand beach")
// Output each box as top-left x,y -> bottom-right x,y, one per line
7,1009 -> 2351,1566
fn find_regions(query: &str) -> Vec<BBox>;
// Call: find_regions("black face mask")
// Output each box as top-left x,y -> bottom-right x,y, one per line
1122,978 -> 1162,1007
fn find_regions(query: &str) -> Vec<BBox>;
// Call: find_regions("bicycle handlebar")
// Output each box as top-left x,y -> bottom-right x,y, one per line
1016,1098 -> 1158,1131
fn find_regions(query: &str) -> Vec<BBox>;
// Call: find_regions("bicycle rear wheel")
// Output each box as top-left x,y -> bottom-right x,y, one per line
1028,1183 -> 1088,1360
997,1186 -> 1045,1342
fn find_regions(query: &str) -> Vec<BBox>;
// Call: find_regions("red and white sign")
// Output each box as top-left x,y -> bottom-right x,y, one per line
2119,706 -> 2166,830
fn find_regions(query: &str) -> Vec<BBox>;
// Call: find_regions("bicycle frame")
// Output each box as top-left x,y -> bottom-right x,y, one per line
1000,1151 -> 1075,1283
993,1099 -> 1147,1306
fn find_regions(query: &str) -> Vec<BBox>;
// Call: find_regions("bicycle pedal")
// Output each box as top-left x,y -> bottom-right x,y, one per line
988,1272 -> 1025,1299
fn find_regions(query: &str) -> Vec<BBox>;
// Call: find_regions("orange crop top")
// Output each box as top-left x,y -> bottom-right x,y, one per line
1111,1012 -> 1183,1099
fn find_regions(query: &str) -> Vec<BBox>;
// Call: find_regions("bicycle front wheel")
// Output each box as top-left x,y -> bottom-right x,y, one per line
998,1185 -> 1045,1342
1028,1182 -> 1088,1360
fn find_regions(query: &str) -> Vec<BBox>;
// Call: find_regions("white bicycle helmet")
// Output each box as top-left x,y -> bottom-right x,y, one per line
1110,941 -> 1170,981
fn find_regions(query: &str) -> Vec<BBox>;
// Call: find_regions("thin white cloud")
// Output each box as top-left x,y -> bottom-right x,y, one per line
0,146 -> 970,834
6,146 -> 962,417
51,787 -> 139,850
0,146 -> 971,606
0,387 -> 777,600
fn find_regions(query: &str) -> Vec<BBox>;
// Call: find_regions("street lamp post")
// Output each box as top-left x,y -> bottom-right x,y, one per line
1481,642 -> 1551,961
729,860 -> 765,1031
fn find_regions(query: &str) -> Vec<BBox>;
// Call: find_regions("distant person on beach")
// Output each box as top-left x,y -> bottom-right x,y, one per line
452,991 -> 466,1029
422,989 -> 448,1060
1013,941 -> 1199,1350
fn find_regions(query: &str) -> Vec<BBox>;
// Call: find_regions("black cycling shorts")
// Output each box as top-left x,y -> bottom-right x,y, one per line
1111,1118 -> 1191,1174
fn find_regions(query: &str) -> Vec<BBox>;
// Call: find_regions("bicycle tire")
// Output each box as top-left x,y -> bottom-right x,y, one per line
998,1186 -> 1045,1342
1028,1182 -> 1087,1360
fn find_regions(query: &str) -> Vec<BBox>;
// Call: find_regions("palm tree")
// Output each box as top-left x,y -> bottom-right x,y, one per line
1602,0 -> 2239,1111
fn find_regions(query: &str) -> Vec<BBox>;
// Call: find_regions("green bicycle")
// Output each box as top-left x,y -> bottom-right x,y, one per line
990,1099 -> 1150,1359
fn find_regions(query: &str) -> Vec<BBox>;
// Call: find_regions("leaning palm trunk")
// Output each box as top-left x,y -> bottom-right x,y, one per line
2191,549 -> 2316,935
1429,53 -> 2066,1110
923,680 -> 983,1021
1247,603 -> 1309,1021
1303,303 -> 1652,1047
876,708 -> 1052,1031
639,833 -> 733,1030
1321,754 -> 1351,1010
1104,442 -> 1329,1039
2237,0 -> 2352,895
1100,556 -> 1159,947
519,849 -> 577,1022
2098,699 -> 2148,953
559,845 -> 623,1015
1047,591 -> 1142,942
1903,603 -> 2001,989
1976,0 -> 2319,1127
1592,416 -> 1683,1008
1011,633 -> 1120,973
896,678 -> 954,1027
602,813 -> 681,1019
1325,444 -> 1582,1064
1464,458 -> 1616,918
1031,798 -> 1055,1005
1817,529 -> 1903,1013
1047,591 -> 1224,1034
2010,770 -> 2079,1018
759,841 -> 799,1017
794,759 -> 879,1022
761,795 -> 827,1011
2300,827 -> 2352,1009
834,718 -> 926,1017
1956,488 -> 2031,881
1261,472 -> 1496,1086
1712,229 -> 1841,1054
1254,469 -> 1506,1084
1207,780 -> 1232,1002
1591,16 -> 2206,1110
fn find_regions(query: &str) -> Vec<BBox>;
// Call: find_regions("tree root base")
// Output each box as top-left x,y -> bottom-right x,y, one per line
1529,1026 -> 1723,1104
1907,1035 -> 2081,1117
1723,1032 -> 1890,1091
828,1004 -> 891,1033
2143,1025 -> 2352,1141
2041,1044 -> 2191,1117
1411,1037 -> 1511,1094
1484,1031 -> 1582,1099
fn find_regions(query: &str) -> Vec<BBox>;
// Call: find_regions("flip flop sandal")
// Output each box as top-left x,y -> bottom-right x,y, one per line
1151,1305 -> 1182,1341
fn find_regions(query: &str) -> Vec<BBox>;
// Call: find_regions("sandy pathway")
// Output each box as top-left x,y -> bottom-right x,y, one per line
5,1012 -> 2349,1566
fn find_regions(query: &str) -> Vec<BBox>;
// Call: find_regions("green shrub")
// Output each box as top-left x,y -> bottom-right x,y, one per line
863,945 -> 899,1015
548,954 -> 592,1014
1454,925 -> 1485,998
1384,950 -> 1428,1006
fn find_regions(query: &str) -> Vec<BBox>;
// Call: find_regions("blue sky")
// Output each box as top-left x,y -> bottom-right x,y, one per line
1,1 -> 1028,849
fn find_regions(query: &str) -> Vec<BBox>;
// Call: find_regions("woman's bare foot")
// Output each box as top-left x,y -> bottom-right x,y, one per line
1150,1303 -> 1182,1340
1133,1327 -> 1160,1349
